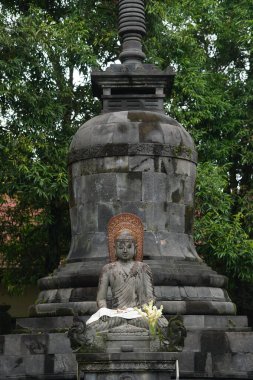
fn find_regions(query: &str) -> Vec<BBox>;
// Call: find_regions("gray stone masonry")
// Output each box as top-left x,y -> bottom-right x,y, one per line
1,317 -> 253,379
76,352 -> 178,380
0,333 -> 76,379
34,111 -> 235,318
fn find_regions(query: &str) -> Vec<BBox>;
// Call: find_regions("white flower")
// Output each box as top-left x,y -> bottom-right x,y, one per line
135,300 -> 163,336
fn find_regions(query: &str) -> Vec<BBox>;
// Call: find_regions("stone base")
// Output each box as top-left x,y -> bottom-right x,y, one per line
1,315 -> 253,379
0,333 -> 76,379
76,352 -> 178,380
106,325 -> 150,353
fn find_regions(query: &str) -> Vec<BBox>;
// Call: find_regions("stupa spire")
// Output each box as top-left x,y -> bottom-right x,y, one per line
118,0 -> 146,64
91,0 -> 175,113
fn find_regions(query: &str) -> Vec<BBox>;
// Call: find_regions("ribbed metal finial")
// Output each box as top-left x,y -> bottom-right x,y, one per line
118,0 -> 146,64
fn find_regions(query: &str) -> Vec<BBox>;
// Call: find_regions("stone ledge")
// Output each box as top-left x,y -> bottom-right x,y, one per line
15,314 -> 249,333
68,143 -> 197,165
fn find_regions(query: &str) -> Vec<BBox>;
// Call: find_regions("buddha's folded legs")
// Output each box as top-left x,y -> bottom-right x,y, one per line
88,316 -> 128,333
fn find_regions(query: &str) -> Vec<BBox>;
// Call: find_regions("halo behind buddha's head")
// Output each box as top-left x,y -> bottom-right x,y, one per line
108,213 -> 144,262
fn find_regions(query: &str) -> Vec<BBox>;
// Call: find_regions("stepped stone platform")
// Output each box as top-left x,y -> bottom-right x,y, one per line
1,314 -> 252,379
16,314 -> 250,332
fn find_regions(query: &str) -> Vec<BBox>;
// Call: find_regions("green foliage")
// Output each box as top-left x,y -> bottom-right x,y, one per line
146,0 -> 253,170
195,163 -> 253,283
0,0 -> 118,292
0,0 -> 252,317
145,1 -> 253,303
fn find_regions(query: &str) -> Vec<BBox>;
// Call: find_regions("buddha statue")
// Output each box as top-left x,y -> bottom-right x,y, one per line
68,214 -> 186,352
85,213 -> 167,332
97,229 -> 153,311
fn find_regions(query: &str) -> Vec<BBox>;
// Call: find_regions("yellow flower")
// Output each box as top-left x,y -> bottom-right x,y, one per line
135,300 -> 163,337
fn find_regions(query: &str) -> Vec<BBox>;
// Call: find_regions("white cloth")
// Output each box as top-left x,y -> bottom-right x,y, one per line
86,307 -> 142,325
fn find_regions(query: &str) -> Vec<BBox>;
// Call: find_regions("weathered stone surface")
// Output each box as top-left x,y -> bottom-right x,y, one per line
67,232 -> 108,260
112,122 -> 140,144
143,232 -> 161,256
200,331 -> 231,354
184,175 -> 195,205
158,301 -> 236,315
183,331 -> 201,352
38,289 -> 58,304
34,302 -> 97,316
79,203 -> 98,233
69,112 -> 197,163
157,231 -> 198,259
16,315 -> 249,334
4,335 -> 22,355
70,287 -> 97,302
167,203 -> 185,233
155,286 -> 229,302
167,174 -> 185,203
175,159 -> 192,176
77,352 -> 178,380
98,203 -> 115,232
226,332 -> 253,352
129,155 -> 154,172
1,319 -> 253,379
0,356 -> 25,378
38,256 -> 231,296
106,333 -> 150,353
176,351 -> 195,373
54,353 -> 76,375
184,204 -> 194,234
48,334 -> 72,354
118,201 -> 145,222
21,334 -> 48,355
211,352 -> 253,377
24,355 -> 45,376
117,172 -> 142,201
16,316 -> 76,332
159,123 -> 183,146
55,289 -> 72,303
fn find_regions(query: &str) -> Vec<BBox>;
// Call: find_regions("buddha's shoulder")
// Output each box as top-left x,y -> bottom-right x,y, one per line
135,261 -> 151,271
101,262 -> 118,272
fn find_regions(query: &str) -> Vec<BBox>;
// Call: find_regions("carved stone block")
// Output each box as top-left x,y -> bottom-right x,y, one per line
76,352 -> 178,380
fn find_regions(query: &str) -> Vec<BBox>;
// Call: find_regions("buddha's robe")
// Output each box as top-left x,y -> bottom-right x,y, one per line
87,260 -> 168,332
97,261 -> 154,309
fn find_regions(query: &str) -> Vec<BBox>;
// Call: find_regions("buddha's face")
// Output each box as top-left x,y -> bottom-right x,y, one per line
115,230 -> 136,262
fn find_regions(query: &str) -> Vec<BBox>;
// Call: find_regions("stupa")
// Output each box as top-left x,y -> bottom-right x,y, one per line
33,0 -> 235,320
1,1 -> 252,379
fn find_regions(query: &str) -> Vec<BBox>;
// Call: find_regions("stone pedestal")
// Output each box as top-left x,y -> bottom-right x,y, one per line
1,315 -> 253,379
76,352 -> 178,380
106,325 -> 151,353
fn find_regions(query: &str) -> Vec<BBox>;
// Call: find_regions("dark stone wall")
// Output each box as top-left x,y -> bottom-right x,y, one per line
67,110 -> 198,263
68,156 -> 197,262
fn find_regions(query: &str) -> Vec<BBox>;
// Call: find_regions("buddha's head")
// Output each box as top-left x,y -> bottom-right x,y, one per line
115,229 -> 137,262
108,213 -> 143,262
